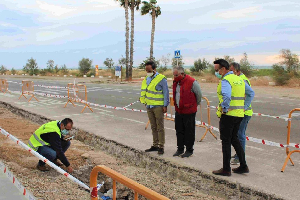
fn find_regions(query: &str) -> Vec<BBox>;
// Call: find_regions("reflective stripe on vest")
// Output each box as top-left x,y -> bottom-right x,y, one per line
140,74 -> 166,106
217,74 -> 245,118
239,74 -> 253,116
28,121 -> 61,151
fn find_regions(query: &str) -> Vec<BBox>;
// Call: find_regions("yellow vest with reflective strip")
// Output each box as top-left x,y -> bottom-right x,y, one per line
28,121 -> 61,151
239,74 -> 253,116
140,74 -> 166,106
217,74 -> 245,118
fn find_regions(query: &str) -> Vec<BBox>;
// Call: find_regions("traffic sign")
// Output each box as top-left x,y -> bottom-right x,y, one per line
115,66 -> 121,77
174,50 -> 181,58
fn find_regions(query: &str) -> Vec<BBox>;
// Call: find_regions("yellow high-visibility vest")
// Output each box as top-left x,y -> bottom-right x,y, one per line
239,74 -> 253,116
140,74 -> 166,106
28,121 -> 61,151
217,74 -> 245,118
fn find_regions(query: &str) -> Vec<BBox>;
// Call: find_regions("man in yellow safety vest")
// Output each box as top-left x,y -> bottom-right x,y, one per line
212,59 -> 254,176
140,61 -> 169,155
28,118 -> 74,172
229,62 -> 253,165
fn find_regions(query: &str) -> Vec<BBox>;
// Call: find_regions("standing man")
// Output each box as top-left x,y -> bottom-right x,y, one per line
28,118 -> 74,172
229,62 -> 253,165
172,66 -> 202,158
140,61 -> 169,155
212,59 -> 254,176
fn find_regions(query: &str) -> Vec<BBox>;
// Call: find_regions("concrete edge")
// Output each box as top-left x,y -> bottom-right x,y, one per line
0,101 -> 285,200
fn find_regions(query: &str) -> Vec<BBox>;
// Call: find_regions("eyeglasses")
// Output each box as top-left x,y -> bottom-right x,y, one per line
215,67 -> 224,72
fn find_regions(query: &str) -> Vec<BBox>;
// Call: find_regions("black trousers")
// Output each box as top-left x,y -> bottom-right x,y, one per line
175,112 -> 196,152
219,114 -> 247,171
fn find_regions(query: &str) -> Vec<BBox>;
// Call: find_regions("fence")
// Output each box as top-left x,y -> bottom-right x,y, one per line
18,80 -> 38,102
281,108 -> 300,172
145,96 -> 217,141
90,165 -> 170,200
64,83 -> 93,113
0,79 -> 10,94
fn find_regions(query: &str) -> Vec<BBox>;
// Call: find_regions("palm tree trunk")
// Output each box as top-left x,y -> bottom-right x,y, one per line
129,0 -> 135,81
125,0 -> 129,80
150,9 -> 156,61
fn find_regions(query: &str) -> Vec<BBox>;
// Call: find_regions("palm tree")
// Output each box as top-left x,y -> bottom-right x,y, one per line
116,0 -> 130,80
129,0 -> 141,81
141,0 -> 161,61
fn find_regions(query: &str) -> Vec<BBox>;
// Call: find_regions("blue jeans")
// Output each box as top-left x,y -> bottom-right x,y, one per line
37,140 -> 70,166
235,115 -> 251,160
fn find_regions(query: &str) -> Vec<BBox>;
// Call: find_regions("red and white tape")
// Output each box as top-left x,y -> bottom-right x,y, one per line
124,101 -> 140,108
0,160 -> 36,200
7,81 -> 67,89
6,87 -> 299,150
208,106 -> 290,121
0,127 -> 90,191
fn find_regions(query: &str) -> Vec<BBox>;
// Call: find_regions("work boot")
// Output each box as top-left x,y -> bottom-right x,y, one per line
158,148 -> 164,155
145,146 -> 159,152
53,159 -> 63,166
232,165 -> 249,174
173,150 -> 184,157
37,164 -> 50,172
180,151 -> 193,158
212,168 -> 231,176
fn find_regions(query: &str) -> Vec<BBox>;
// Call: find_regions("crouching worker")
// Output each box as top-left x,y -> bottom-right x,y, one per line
28,118 -> 74,173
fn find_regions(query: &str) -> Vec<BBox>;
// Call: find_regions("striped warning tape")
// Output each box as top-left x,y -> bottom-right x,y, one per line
0,160 -> 36,200
5,89 -> 300,149
208,106 -> 291,121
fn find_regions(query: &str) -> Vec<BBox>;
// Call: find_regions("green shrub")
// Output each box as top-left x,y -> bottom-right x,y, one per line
272,64 -> 290,85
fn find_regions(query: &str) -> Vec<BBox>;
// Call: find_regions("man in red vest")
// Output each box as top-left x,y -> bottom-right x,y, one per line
173,66 -> 202,158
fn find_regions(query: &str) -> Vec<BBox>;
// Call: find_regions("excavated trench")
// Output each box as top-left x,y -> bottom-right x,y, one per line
0,101 -> 284,200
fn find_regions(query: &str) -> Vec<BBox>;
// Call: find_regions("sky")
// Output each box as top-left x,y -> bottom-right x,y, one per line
0,0 -> 300,69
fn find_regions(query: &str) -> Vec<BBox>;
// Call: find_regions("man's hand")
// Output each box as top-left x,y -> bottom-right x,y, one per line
66,166 -> 73,173
163,107 -> 167,113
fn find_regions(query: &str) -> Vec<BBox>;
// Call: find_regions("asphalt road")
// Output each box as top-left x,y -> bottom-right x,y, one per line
4,76 -> 300,145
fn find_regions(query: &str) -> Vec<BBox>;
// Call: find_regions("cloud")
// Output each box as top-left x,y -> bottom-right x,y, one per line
217,7 -> 261,19
36,30 -> 74,42
36,1 -> 76,17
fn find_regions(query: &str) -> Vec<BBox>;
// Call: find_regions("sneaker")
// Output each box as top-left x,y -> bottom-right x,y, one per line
145,146 -> 159,152
180,151 -> 193,158
37,164 -> 50,172
173,150 -> 184,157
231,158 -> 240,165
212,168 -> 231,176
232,166 -> 249,174
158,148 -> 164,155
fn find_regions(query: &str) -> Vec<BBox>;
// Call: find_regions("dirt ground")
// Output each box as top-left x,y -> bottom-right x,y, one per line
0,106 -> 223,200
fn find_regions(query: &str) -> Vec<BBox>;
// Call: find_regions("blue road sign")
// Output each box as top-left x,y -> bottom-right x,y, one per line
175,50 -> 181,58
115,66 -> 121,71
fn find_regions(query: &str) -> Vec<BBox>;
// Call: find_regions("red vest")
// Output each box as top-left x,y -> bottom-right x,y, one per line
173,75 -> 197,114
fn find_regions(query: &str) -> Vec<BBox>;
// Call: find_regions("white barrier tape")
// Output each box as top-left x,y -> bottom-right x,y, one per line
0,160 -> 36,200
7,81 -> 68,89
34,85 -> 68,89
7,89 -> 299,150
208,106 -> 290,121
246,137 -> 299,149
124,101 -> 140,108
0,128 -> 90,191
